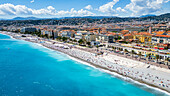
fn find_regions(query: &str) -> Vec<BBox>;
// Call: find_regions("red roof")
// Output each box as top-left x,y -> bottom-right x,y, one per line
124,33 -> 132,37
137,32 -> 151,36
155,35 -> 170,38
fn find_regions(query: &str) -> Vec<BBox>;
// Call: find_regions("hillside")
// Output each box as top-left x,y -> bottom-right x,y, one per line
0,13 -> 169,26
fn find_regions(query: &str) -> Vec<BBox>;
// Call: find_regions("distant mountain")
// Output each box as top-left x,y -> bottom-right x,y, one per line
11,17 -> 43,20
4,13 -> 169,21
159,13 -> 170,18
61,16 -> 117,19
9,16 -> 117,20
140,14 -> 156,18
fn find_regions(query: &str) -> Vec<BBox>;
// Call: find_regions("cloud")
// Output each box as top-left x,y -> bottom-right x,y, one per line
98,0 -> 119,14
85,5 -> 93,10
116,7 -> 126,12
56,8 -> 95,16
0,3 -> 95,17
125,0 -> 170,16
69,8 -> 95,16
30,0 -> 34,3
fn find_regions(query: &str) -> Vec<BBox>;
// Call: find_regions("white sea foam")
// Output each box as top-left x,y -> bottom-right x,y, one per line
67,54 -> 170,96
67,55 -> 97,68
96,68 -> 170,96
0,39 -> 13,40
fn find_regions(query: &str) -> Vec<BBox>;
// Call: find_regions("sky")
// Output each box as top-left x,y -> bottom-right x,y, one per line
0,0 -> 169,19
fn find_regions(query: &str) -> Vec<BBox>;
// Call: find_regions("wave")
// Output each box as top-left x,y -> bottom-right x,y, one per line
0,38 -> 17,41
67,54 -> 170,96
68,55 -> 97,68
100,69 -> 170,96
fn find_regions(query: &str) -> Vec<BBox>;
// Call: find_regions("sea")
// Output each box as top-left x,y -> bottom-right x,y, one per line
0,33 -> 169,96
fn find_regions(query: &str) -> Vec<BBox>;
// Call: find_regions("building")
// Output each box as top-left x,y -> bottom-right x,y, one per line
75,31 -> 87,41
85,33 -> 96,42
96,34 -> 108,43
152,35 -> 170,49
21,27 -> 37,33
123,33 -> 133,42
152,35 -> 170,44
134,32 -> 152,43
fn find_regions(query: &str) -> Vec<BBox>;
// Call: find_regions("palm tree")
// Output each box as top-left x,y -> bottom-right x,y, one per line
156,55 -> 160,63
147,53 -> 152,61
119,48 -> 121,51
124,49 -> 128,55
86,42 -> 91,46
124,49 -> 128,53
112,47 -> 115,51
165,57 -> 169,66
138,52 -> 142,59
73,39 -> 77,42
131,50 -> 135,57
78,39 -> 84,45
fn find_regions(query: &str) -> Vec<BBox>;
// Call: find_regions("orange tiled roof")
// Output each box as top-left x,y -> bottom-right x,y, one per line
120,30 -> 129,32
137,32 -> 151,36
155,31 -> 165,35
124,33 -> 132,37
155,35 -> 170,38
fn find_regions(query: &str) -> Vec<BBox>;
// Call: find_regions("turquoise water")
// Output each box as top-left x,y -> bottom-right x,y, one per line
0,34 -> 168,96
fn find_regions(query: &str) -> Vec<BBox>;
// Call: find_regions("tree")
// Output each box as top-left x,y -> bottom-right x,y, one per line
117,36 -> 122,40
112,47 -> 116,51
86,42 -> 91,46
165,57 -> 169,65
131,50 -> 135,57
156,55 -> 160,63
118,47 -> 121,51
121,48 -> 123,51
124,49 -> 128,53
96,45 -> 99,49
147,53 -> 152,61
49,36 -> 53,39
56,36 -> 62,40
69,39 -> 73,41
45,34 -> 48,39
73,39 -> 77,42
138,52 -> 142,59
78,39 -> 84,45
62,37 -> 68,41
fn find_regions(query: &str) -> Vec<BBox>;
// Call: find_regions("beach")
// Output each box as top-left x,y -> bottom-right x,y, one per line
1,31 -> 170,95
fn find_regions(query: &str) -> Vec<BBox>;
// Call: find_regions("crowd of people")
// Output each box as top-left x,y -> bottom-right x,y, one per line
42,41 -> 170,92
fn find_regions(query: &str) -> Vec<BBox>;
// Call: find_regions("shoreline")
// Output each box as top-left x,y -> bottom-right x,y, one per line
0,32 -> 170,95
41,45 -> 170,95
67,53 -> 170,95
28,40 -> 170,95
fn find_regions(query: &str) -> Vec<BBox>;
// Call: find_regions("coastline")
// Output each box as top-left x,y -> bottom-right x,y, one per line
0,32 -> 170,95
41,45 -> 170,95
66,53 -> 170,95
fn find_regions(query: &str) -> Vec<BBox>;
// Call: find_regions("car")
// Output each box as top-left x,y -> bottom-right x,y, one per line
158,62 -> 164,64
141,58 -> 146,60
